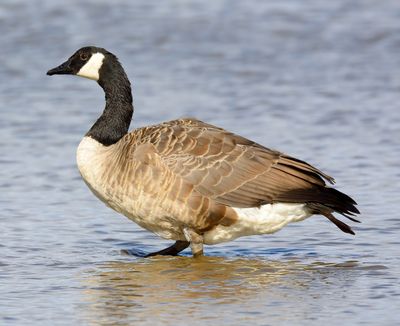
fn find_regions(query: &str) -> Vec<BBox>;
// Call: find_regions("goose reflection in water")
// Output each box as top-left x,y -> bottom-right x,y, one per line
79,257 -> 362,325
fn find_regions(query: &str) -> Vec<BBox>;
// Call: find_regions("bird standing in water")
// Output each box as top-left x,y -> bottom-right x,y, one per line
47,46 -> 360,257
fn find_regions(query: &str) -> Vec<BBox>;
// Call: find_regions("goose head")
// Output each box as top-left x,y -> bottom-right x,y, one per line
47,46 -> 116,82
47,46 -> 133,146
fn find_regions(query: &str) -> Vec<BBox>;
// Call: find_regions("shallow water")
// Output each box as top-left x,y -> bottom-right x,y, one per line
1,0 -> 400,325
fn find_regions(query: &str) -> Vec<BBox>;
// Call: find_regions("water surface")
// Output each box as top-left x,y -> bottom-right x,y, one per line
1,0 -> 399,325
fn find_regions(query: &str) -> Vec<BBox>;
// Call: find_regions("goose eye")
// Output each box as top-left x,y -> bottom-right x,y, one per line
80,52 -> 89,61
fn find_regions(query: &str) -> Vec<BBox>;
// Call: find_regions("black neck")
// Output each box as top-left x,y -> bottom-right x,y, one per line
86,61 -> 133,146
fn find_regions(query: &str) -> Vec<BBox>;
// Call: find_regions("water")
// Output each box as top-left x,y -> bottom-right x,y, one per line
1,0 -> 399,325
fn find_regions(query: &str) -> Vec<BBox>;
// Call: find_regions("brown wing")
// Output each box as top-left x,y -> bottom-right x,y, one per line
136,118 -> 336,208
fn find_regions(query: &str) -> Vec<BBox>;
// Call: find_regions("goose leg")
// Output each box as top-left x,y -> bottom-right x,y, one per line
183,228 -> 204,257
145,240 -> 190,257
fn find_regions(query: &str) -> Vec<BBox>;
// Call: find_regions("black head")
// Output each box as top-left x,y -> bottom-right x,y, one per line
47,46 -> 113,81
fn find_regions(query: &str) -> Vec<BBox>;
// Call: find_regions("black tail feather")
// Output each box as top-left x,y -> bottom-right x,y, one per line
324,212 -> 355,235
321,187 -> 359,215
306,187 -> 360,235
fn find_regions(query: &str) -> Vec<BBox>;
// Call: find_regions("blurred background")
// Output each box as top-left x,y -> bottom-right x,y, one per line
0,0 -> 399,325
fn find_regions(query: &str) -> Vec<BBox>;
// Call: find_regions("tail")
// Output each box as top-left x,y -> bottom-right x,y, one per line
307,187 -> 360,235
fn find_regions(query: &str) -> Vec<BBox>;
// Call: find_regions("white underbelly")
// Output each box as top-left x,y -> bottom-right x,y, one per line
203,203 -> 311,245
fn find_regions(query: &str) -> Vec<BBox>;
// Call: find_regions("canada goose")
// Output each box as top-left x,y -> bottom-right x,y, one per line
47,46 -> 360,257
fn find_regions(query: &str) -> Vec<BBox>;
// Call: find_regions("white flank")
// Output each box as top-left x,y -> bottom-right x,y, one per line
77,52 -> 105,80
203,203 -> 312,245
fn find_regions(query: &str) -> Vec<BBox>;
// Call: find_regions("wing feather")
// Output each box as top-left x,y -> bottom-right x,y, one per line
128,118 -> 359,233
133,118 -> 332,207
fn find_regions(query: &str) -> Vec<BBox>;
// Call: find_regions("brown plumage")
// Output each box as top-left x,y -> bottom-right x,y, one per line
114,118 -> 359,235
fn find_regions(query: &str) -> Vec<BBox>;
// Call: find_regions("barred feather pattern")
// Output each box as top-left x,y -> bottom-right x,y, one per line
77,118 -> 360,241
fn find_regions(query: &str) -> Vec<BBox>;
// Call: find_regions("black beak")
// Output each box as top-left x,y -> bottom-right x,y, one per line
47,60 -> 73,76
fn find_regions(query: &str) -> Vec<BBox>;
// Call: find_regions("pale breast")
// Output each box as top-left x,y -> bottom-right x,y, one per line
76,136 -> 185,240
76,137 -> 107,184
76,136 -> 118,210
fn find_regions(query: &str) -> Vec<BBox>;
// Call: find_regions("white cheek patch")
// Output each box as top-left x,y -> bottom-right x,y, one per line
77,52 -> 105,81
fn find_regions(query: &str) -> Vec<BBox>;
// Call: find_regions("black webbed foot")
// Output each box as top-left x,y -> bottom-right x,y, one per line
145,240 -> 190,257
121,240 -> 190,258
